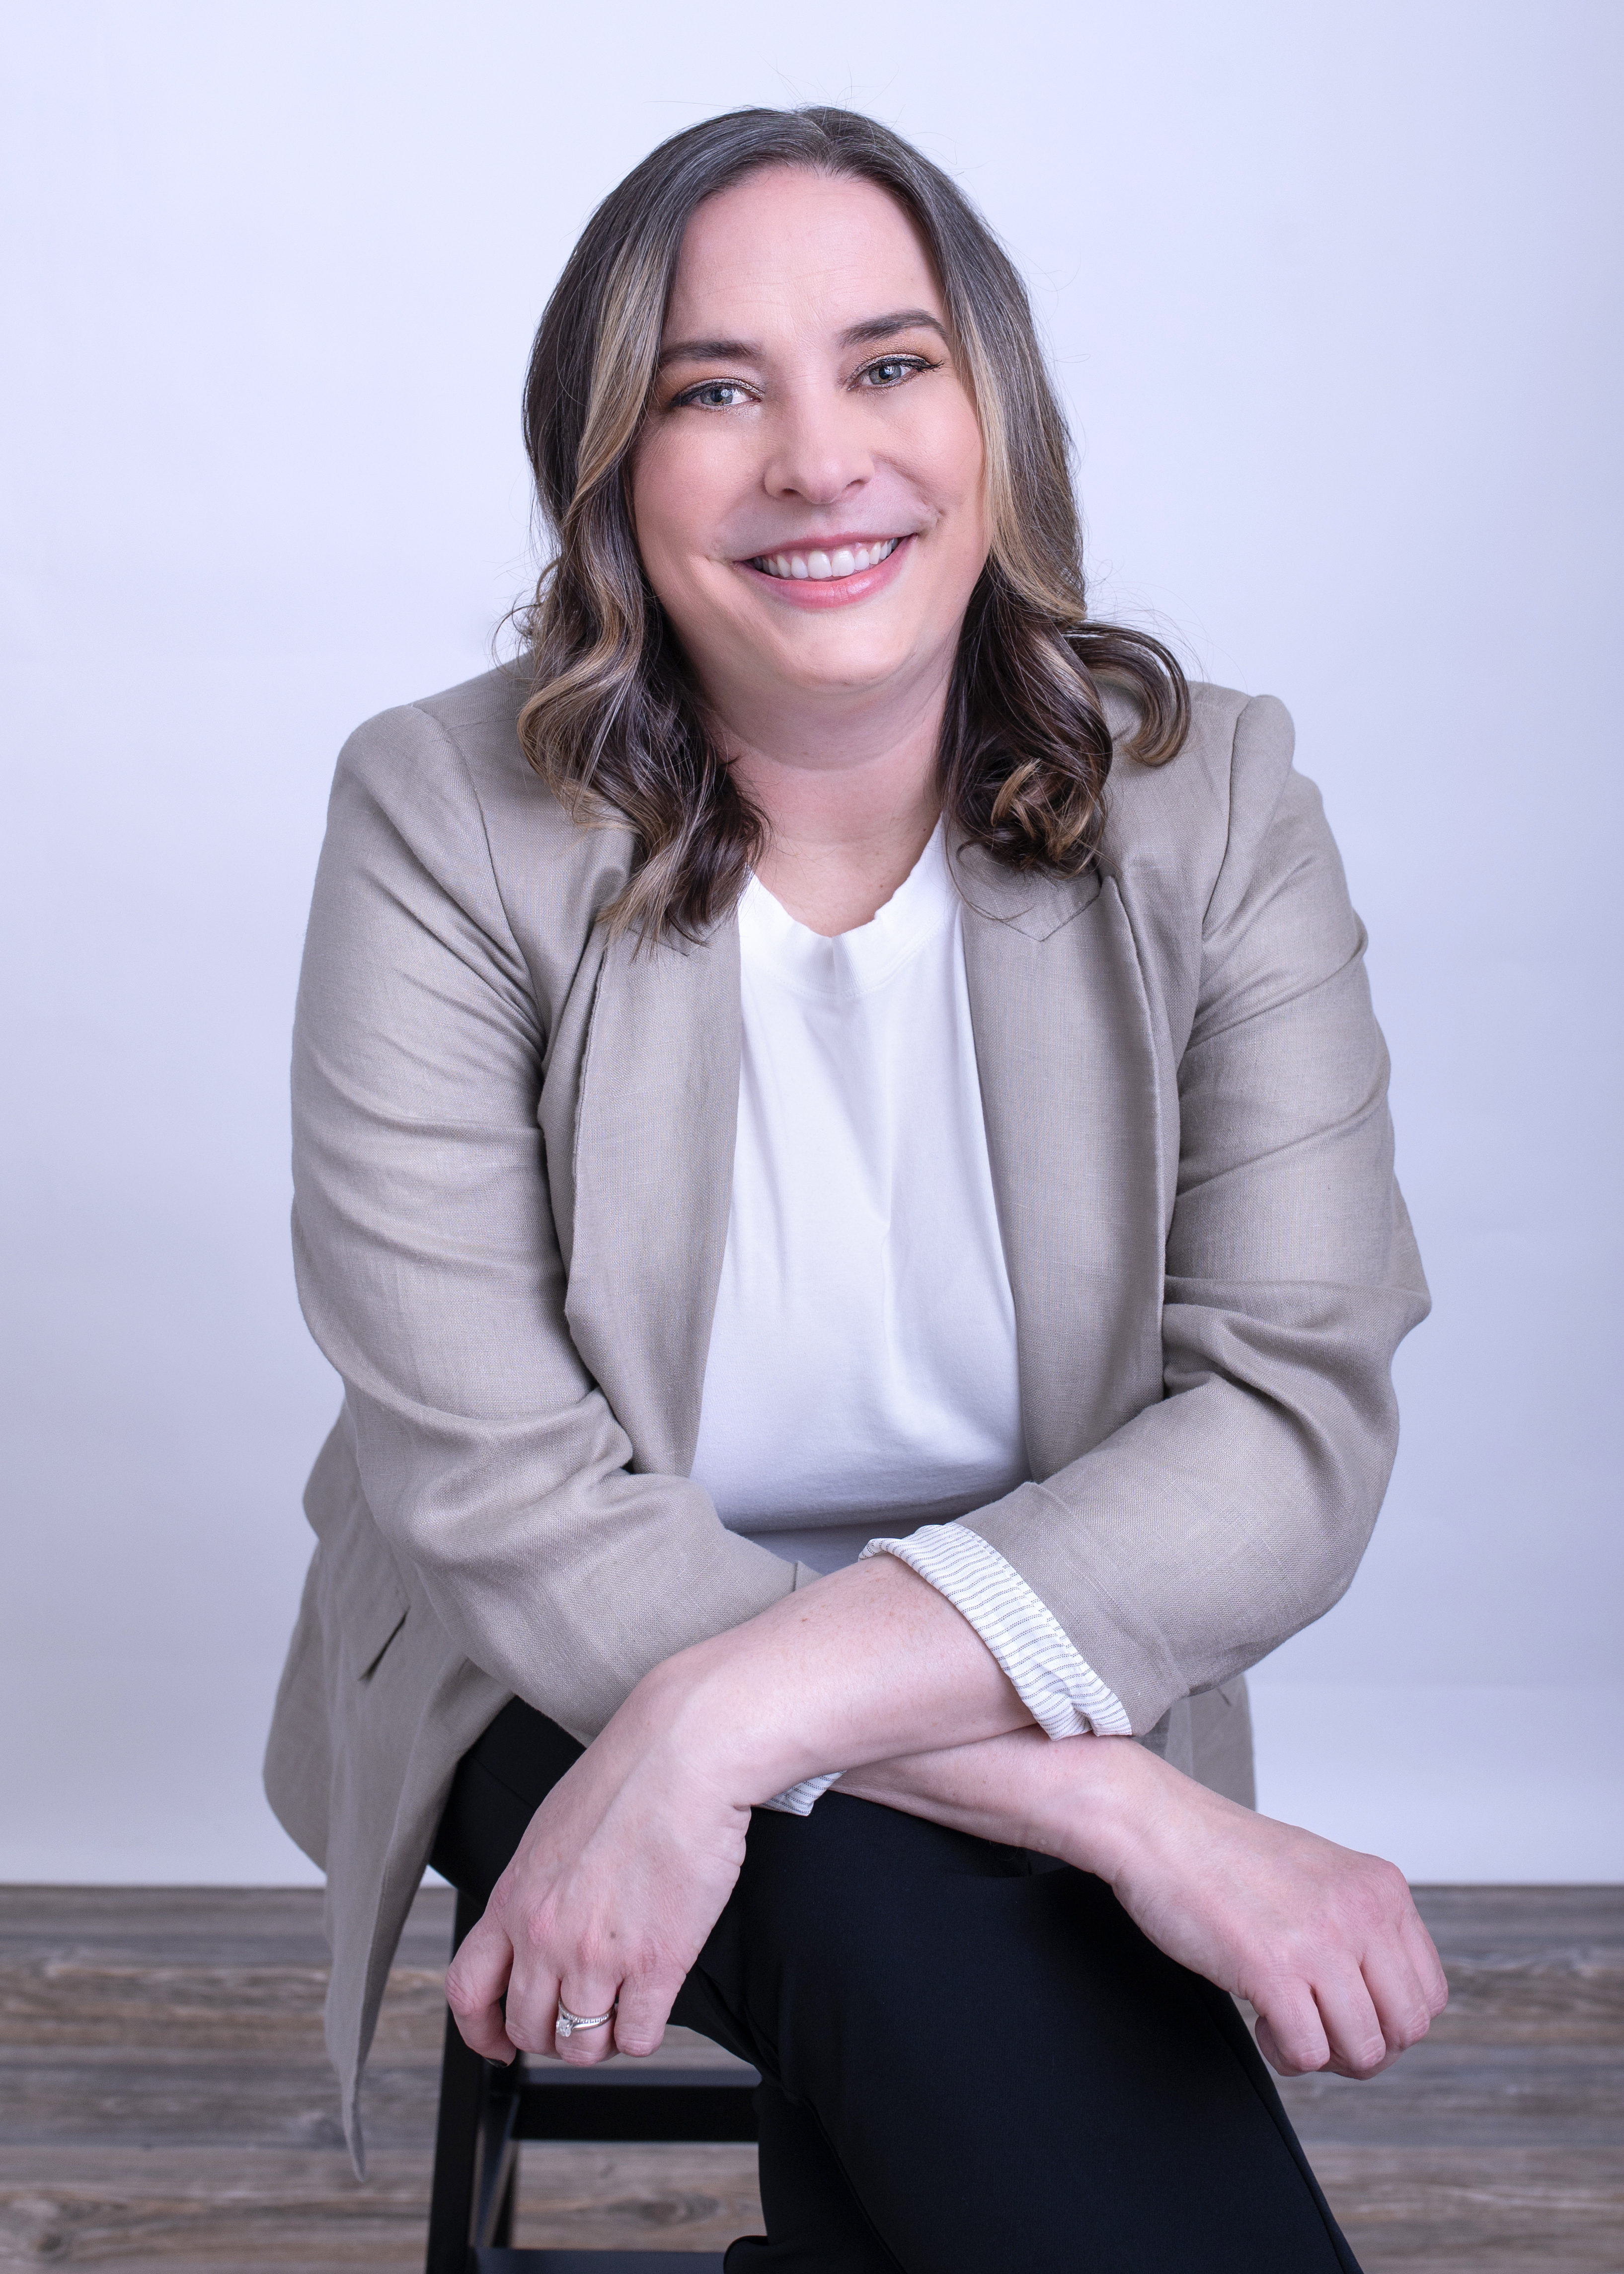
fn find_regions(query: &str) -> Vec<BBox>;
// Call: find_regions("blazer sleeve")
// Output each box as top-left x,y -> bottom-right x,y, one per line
960,699 -> 1431,1734
290,704 -> 799,1742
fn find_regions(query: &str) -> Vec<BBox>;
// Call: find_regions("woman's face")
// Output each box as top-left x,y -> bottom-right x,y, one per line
631,167 -> 988,733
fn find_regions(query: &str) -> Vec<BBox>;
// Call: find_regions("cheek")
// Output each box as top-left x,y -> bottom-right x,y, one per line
630,459 -> 753,673
628,448 -> 688,593
631,436 -> 750,620
633,414 -> 719,534
919,402 -> 988,573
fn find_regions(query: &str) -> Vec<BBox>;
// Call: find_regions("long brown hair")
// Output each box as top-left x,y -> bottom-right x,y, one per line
517,106 -> 1187,939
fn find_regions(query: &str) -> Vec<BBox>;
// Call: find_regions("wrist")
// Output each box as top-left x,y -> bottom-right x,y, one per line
1039,1732 -> 1166,1880
628,1637 -> 806,1806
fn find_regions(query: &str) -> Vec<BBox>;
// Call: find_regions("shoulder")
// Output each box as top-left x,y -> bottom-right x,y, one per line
333,662 -> 555,843
1090,680 -> 1339,1024
1099,679 -> 1298,904
325,663 -> 635,942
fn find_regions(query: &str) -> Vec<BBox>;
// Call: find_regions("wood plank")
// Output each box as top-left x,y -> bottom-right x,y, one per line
0,2144 -> 431,2272
511,2145 -> 761,2256
0,1961 -> 742,2059
1410,1887 -> 1624,2046
0,1886 -> 747,2070
0,1884 -> 449,1941
1275,2041 -> 1624,2148
6,1884 -> 1617,1963
0,1888 -> 440,2056
9,2041 -> 1617,2156
0,2048 -> 748,2153
9,2142 -> 1622,2273
1411,1886 -> 1624,1955
0,2143 -> 761,2270
1311,2143 -> 1624,2270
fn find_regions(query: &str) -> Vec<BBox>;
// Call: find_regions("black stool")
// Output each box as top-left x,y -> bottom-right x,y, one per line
425,1888 -> 760,2272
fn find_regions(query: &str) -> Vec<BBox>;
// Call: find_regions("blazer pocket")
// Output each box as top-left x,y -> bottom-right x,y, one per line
316,1471 -> 413,1683
343,1536 -> 410,1681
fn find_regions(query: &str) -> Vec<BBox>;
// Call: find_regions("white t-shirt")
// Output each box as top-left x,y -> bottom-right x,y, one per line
691,825 -> 1130,1813
691,822 -> 1028,1571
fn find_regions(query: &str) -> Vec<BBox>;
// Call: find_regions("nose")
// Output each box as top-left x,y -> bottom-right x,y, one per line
761,381 -> 875,508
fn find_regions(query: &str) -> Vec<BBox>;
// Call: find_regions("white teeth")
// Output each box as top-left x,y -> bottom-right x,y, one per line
751,538 -> 902,580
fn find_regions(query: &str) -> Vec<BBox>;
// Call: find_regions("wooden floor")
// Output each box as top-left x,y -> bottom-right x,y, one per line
0,1884 -> 1618,2271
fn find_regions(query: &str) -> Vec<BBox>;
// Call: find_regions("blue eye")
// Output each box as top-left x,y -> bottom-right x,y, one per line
856,354 -> 935,391
683,381 -> 751,409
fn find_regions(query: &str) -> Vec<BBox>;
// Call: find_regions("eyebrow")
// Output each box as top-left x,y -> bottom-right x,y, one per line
657,308 -> 948,369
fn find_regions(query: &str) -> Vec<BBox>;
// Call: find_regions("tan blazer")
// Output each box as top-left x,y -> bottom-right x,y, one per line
265,664 -> 1428,2165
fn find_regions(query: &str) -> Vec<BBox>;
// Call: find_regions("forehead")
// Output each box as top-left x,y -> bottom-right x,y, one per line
663,167 -> 942,338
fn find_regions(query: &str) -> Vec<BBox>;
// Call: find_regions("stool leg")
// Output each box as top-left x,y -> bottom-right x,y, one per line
488,2157 -> 518,2248
470,2063 -> 522,2249
425,1886 -> 487,2274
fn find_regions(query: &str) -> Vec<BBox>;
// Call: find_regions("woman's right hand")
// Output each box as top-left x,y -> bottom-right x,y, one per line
1091,1743 -> 1449,2077
838,1729 -> 1448,2080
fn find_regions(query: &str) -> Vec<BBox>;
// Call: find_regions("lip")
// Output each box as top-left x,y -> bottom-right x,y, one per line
735,533 -> 914,610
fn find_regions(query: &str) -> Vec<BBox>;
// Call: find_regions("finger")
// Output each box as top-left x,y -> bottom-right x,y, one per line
445,1912 -> 518,2063
502,1945 -> 565,2057
1252,1983 -> 1330,2076
554,1979 -> 625,2066
613,1969 -> 684,2060
1313,1966 -> 1392,2080
1359,1937 -> 1437,2061
1398,1904 -> 1451,2018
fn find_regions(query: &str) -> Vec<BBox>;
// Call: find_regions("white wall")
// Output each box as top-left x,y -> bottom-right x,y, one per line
2,0 -> 1618,1884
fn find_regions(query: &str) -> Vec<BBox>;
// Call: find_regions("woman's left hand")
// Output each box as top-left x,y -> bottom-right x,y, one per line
445,1556 -> 1033,2063
840,1728 -> 1450,2080
444,1678 -> 750,2066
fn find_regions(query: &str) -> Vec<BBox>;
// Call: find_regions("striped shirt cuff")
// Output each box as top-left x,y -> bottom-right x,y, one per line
759,1770 -> 843,1817
860,1525 -> 1133,1740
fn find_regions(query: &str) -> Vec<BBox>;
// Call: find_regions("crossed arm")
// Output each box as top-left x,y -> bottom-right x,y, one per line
447,1551 -> 1447,2083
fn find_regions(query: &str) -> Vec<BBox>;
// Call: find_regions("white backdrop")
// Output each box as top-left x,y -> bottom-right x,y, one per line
3,0 -> 1619,1884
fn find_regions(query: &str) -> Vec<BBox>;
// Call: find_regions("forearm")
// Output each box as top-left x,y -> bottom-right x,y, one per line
835,1725 -> 1146,1871
834,1720 -> 1449,2084
633,1552 -> 1034,1804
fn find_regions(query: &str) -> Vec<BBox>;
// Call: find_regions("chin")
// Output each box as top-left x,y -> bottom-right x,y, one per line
769,644 -> 918,699
766,616 -> 923,676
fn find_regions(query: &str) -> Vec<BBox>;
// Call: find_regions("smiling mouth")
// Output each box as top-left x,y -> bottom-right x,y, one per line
747,538 -> 904,582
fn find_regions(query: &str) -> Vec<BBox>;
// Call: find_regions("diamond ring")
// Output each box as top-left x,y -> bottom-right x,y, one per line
556,1998 -> 618,2038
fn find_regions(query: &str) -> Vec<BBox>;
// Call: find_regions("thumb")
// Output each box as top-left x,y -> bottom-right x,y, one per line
445,1906 -> 518,2063
1253,1992 -> 1330,2078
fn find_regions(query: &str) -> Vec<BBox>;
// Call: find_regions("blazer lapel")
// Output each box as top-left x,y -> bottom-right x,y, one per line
957,846 -> 1168,1480
560,843 -> 1168,1490
564,921 -> 740,1479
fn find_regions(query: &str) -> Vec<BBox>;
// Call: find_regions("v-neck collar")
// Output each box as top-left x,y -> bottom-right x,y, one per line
737,821 -> 956,1002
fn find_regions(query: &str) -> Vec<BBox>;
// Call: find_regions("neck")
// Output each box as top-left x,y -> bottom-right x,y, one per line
715,670 -> 949,940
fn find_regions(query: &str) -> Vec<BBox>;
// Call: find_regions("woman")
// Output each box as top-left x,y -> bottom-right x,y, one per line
266,105 -> 1441,2270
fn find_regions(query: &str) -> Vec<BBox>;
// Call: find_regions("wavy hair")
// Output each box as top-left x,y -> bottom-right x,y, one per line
517,106 -> 1187,939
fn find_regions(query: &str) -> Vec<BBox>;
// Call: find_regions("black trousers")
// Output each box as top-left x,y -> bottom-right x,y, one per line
430,1699 -> 1362,2274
